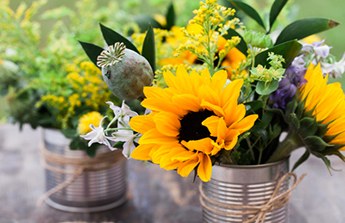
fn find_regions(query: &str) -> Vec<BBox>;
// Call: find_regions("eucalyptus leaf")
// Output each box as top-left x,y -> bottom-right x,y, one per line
291,149 -> 310,171
223,29 -> 248,56
255,40 -> 302,68
166,3 -> 175,30
275,18 -> 339,45
78,40 -> 104,68
99,23 -> 139,54
255,80 -> 279,95
229,0 -> 266,30
142,25 -> 156,74
268,0 -> 288,33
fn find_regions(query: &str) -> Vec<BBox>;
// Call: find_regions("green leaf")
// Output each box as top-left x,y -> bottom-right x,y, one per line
256,111 -> 274,129
268,0 -> 288,33
70,137 -> 85,150
229,0 -> 266,30
285,98 -> 297,117
223,29 -> 248,56
141,25 -> 156,74
305,136 -> 330,152
61,128 -> 77,139
287,113 -> 300,131
255,40 -> 302,68
244,100 -> 263,113
295,100 -> 305,119
99,23 -> 139,54
291,149 -> 310,171
269,123 -> 281,139
134,15 -> 162,32
78,40 -> 104,68
317,123 -> 329,138
299,117 -> 318,138
86,143 -> 99,158
275,18 -> 339,45
165,3 -> 175,30
252,129 -> 269,144
255,79 -> 279,95
113,141 -> 125,149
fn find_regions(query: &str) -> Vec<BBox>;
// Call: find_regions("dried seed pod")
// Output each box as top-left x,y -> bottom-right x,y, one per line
97,42 -> 153,101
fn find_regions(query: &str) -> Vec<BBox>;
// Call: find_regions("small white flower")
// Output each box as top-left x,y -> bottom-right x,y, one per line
108,130 -> 140,158
321,53 -> 345,78
106,100 -> 138,124
80,116 -> 112,149
302,39 -> 332,58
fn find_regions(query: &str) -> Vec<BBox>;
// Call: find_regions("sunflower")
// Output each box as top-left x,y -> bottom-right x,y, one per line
129,66 -> 258,181
299,63 -> 345,148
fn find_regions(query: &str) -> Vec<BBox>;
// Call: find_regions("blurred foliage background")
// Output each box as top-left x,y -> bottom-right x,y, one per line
1,0 -> 345,120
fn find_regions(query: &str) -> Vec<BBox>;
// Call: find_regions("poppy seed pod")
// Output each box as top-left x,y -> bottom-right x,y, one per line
97,42 -> 153,101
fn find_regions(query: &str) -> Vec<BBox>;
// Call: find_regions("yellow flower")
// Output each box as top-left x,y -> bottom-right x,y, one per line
78,111 -> 104,135
218,36 -> 247,79
299,64 -> 345,149
129,66 -> 258,181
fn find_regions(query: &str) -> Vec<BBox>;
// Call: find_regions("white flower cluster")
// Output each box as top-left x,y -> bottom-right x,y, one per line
301,39 -> 345,78
80,101 -> 141,158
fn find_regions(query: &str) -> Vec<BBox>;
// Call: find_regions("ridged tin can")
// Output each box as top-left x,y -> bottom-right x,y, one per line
200,158 -> 289,223
42,128 -> 127,212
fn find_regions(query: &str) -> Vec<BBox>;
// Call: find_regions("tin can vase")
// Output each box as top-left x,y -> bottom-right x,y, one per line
200,158 -> 290,223
40,128 -> 127,212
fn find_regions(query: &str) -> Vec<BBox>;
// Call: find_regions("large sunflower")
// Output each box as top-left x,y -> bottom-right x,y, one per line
299,63 -> 345,148
129,66 -> 258,181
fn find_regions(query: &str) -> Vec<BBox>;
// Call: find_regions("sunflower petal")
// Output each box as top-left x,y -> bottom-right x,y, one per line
154,112 -> 181,137
130,144 -> 154,160
197,153 -> 212,182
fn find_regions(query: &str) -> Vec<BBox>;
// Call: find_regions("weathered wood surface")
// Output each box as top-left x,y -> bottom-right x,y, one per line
0,123 -> 344,223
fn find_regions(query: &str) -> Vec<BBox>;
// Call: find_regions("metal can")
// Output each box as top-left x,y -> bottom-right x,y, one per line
42,128 -> 127,212
200,158 -> 289,222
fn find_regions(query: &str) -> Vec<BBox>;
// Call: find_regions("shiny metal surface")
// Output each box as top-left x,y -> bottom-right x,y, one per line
43,128 -> 127,212
201,159 -> 289,222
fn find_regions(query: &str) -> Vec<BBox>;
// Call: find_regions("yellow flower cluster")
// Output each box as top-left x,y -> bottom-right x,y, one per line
174,0 -> 241,75
77,111 -> 103,135
40,61 -> 114,129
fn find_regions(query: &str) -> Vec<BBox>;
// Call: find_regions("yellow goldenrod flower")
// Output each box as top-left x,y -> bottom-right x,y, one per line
129,66 -> 258,181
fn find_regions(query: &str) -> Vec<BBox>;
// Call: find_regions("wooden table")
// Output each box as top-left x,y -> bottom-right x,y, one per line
0,124 -> 344,223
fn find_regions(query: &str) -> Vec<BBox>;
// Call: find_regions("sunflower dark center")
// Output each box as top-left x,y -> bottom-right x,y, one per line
178,109 -> 216,142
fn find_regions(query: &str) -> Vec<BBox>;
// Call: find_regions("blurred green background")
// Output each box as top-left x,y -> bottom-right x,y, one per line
1,0 -> 345,121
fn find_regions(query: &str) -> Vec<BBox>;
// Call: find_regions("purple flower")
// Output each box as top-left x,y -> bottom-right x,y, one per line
269,55 -> 307,109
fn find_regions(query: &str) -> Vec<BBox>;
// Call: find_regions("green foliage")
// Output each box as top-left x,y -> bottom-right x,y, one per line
275,18 -> 340,45
229,0 -> 266,31
141,25 -> 156,74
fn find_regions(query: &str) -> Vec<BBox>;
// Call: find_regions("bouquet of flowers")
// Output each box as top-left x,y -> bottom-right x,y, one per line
0,0 -> 148,156
78,0 -> 345,181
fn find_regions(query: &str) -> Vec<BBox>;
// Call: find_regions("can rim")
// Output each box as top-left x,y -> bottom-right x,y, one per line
215,156 -> 289,169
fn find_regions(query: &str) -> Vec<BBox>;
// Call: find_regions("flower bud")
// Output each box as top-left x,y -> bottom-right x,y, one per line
97,43 -> 153,101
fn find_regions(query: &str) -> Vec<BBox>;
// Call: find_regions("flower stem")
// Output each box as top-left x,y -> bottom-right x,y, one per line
267,130 -> 302,163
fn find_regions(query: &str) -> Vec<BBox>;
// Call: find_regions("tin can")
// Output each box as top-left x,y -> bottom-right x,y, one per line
200,158 -> 289,222
42,128 -> 127,212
